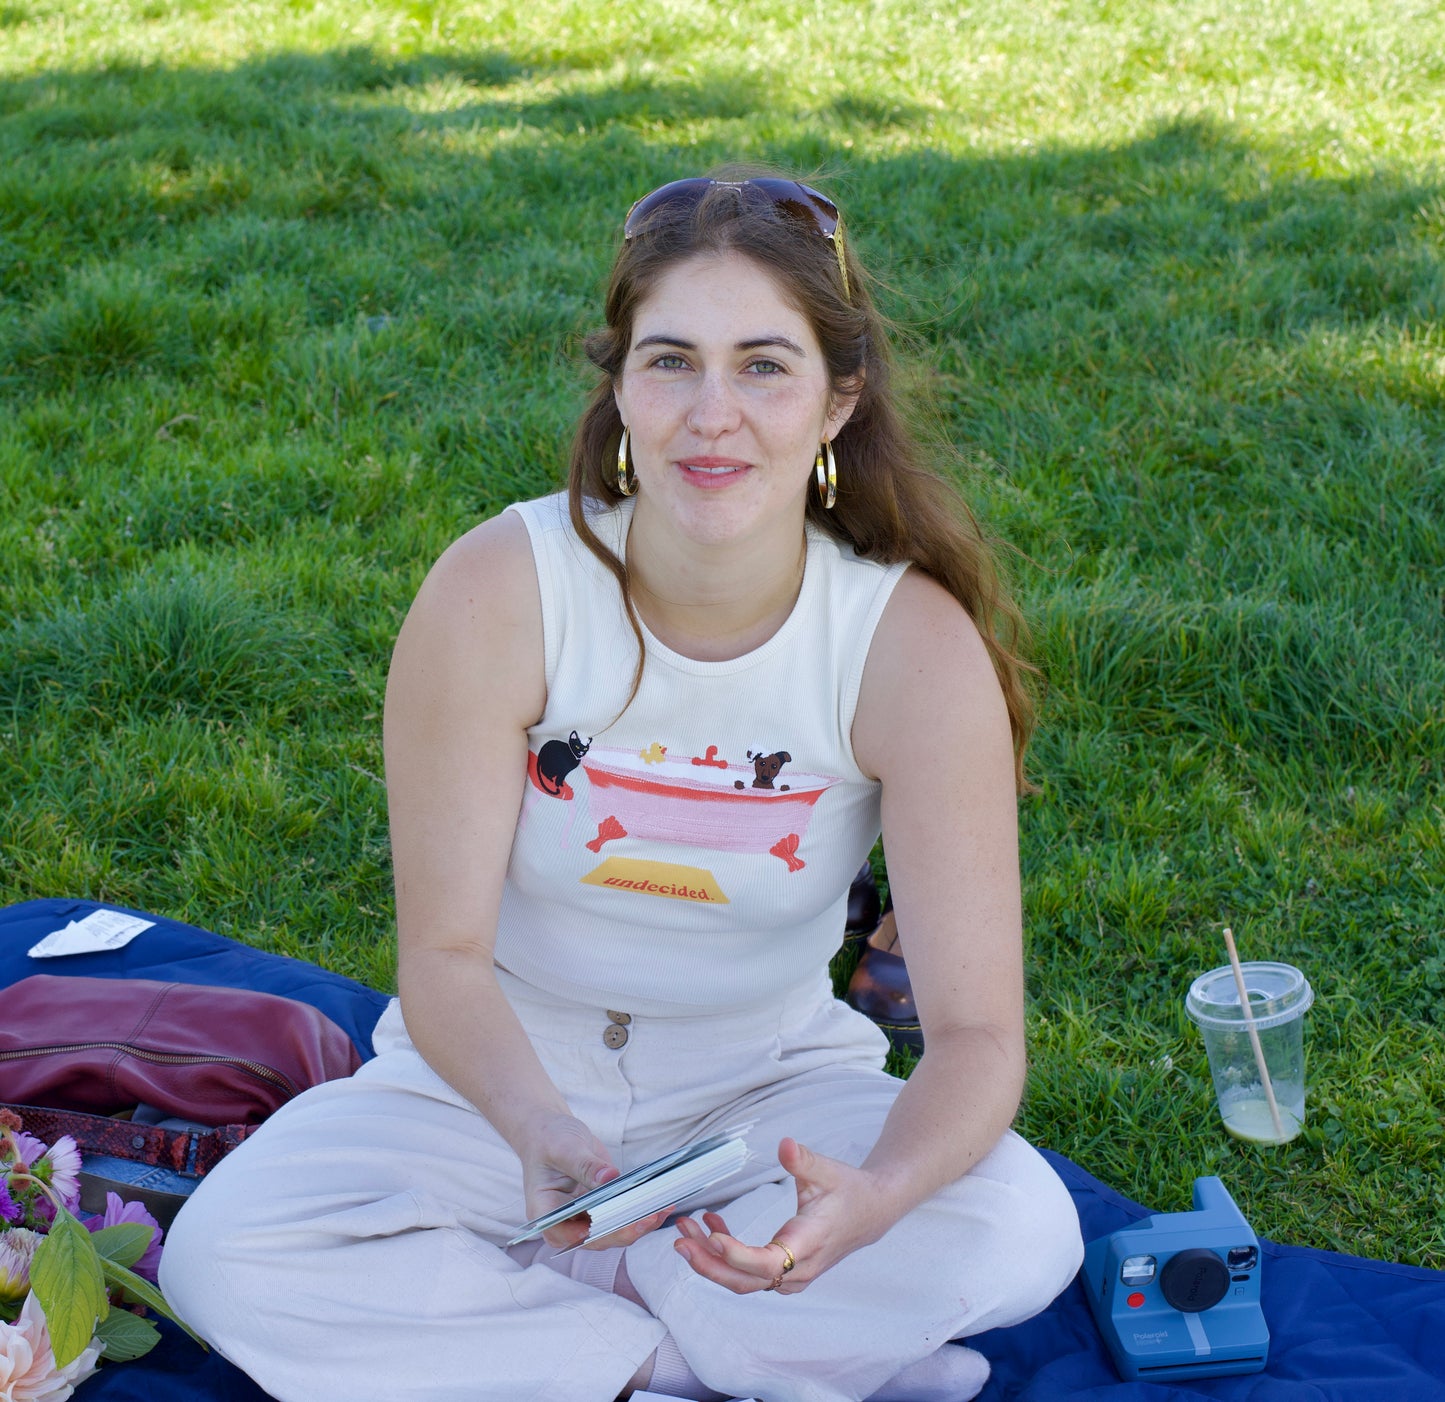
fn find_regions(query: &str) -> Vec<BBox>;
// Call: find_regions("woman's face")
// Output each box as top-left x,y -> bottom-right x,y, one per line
613,251 -> 854,551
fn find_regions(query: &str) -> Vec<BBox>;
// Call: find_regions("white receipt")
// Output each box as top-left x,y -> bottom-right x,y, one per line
28,908 -> 155,958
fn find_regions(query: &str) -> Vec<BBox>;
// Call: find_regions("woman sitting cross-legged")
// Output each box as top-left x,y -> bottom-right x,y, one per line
159,169 -> 1084,1402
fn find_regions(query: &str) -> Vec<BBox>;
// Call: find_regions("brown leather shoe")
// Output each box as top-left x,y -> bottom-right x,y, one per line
845,907 -> 923,1056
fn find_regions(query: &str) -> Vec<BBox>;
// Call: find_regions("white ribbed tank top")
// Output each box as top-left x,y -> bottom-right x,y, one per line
496,493 -> 908,1015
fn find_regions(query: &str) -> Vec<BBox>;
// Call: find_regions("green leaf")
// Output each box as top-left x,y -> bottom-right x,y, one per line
95,1307 -> 162,1362
30,1209 -> 109,1368
89,1222 -> 155,1271
98,1258 -> 207,1351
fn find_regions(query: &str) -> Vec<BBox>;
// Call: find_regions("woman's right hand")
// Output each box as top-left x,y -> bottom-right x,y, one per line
524,1113 -> 671,1251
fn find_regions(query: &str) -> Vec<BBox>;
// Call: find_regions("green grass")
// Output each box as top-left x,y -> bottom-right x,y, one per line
2,0 -> 1442,1267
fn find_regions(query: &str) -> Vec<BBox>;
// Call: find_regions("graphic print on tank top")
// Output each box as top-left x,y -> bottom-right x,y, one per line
526,733 -> 838,898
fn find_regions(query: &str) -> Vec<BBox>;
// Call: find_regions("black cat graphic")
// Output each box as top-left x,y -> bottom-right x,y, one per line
536,731 -> 591,796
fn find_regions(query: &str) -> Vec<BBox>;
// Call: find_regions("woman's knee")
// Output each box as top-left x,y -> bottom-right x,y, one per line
951,1133 -> 1083,1330
156,1175 -> 256,1341
1006,1172 -> 1083,1313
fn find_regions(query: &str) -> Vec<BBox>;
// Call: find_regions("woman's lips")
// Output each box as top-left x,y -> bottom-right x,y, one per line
676,457 -> 750,487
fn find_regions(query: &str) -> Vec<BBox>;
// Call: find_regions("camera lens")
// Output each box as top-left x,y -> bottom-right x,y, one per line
1159,1248 -> 1230,1313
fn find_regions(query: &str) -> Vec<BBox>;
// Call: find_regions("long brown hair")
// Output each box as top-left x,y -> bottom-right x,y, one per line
567,171 -> 1040,791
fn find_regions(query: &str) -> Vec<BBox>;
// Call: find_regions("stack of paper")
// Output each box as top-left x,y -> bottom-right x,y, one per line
508,1126 -> 752,1247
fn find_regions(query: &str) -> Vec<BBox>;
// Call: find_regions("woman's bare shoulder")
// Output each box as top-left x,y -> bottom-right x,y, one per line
868,568 -> 1003,701
885,564 -> 990,638
388,509 -> 545,728
852,568 -> 1010,782
416,509 -> 538,612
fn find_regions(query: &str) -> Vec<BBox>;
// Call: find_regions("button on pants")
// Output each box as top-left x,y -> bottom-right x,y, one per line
159,973 -> 1083,1402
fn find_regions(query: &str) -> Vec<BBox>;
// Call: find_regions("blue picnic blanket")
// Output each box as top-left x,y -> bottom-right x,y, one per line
3,898 -> 1442,1400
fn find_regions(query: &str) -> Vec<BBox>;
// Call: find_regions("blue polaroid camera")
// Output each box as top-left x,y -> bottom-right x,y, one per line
1082,1176 -> 1268,1382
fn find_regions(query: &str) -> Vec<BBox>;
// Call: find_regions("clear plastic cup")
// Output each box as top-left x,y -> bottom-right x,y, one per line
1185,961 -> 1313,1145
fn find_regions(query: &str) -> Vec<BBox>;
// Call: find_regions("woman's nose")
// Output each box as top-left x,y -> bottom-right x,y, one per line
685,372 -> 742,437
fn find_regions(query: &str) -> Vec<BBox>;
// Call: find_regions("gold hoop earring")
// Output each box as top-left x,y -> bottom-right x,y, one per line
814,439 -> 837,510
616,427 -> 637,496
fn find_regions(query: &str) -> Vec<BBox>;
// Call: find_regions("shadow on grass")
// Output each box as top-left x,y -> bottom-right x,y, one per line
1,45 -> 1440,769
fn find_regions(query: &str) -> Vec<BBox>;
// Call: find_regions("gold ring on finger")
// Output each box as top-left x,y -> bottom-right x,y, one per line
769,1239 -> 796,1274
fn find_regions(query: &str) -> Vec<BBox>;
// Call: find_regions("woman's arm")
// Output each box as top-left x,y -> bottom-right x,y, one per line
384,512 -> 658,1247
674,569 -> 1027,1289
848,566 -> 1028,1213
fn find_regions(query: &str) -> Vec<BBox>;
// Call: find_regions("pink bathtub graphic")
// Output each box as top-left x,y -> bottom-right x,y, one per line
580,746 -> 834,871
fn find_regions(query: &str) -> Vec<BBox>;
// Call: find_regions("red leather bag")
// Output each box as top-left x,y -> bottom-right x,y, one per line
0,974 -> 363,1125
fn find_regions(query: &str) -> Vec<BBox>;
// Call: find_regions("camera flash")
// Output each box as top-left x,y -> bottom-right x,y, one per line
1120,1254 -> 1157,1285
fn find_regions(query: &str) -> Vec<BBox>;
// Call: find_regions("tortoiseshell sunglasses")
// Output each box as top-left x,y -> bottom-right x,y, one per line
623,177 -> 850,303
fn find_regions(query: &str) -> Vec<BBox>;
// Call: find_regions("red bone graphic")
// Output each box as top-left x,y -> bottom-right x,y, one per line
586,815 -> 627,853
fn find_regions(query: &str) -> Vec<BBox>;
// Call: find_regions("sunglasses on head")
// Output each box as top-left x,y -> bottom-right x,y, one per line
623,177 -> 850,302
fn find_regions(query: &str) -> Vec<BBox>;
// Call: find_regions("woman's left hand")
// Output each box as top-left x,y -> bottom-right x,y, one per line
672,1137 -> 892,1294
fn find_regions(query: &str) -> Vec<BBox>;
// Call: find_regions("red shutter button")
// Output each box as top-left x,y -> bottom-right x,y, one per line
1126,1292 -> 1146,1308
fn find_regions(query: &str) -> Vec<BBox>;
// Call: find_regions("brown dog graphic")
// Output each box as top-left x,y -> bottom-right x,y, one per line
734,749 -> 792,791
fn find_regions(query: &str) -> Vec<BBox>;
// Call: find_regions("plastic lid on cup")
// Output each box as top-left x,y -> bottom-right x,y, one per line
1185,961 -> 1313,1032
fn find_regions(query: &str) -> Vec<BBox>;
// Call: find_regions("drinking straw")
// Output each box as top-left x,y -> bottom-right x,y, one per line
1222,927 -> 1285,1141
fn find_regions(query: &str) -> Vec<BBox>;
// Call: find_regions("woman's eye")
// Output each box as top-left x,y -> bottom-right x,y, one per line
650,353 -> 688,370
747,359 -> 785,375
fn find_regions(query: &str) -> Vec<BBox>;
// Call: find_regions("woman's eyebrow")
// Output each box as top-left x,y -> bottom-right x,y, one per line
632,334 -> 695,351
737,335 -> 807,356
632,333 -> 808,355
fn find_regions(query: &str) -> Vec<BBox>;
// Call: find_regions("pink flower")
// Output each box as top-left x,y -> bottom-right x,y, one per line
84,1194 -> 163,1283
0,1293 -> 101,1401
31,1141 -> 80,1215
4,1139 -> 46,1174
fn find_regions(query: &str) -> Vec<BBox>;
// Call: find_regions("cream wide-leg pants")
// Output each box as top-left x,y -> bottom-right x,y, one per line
159,970 -> 1083,1402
